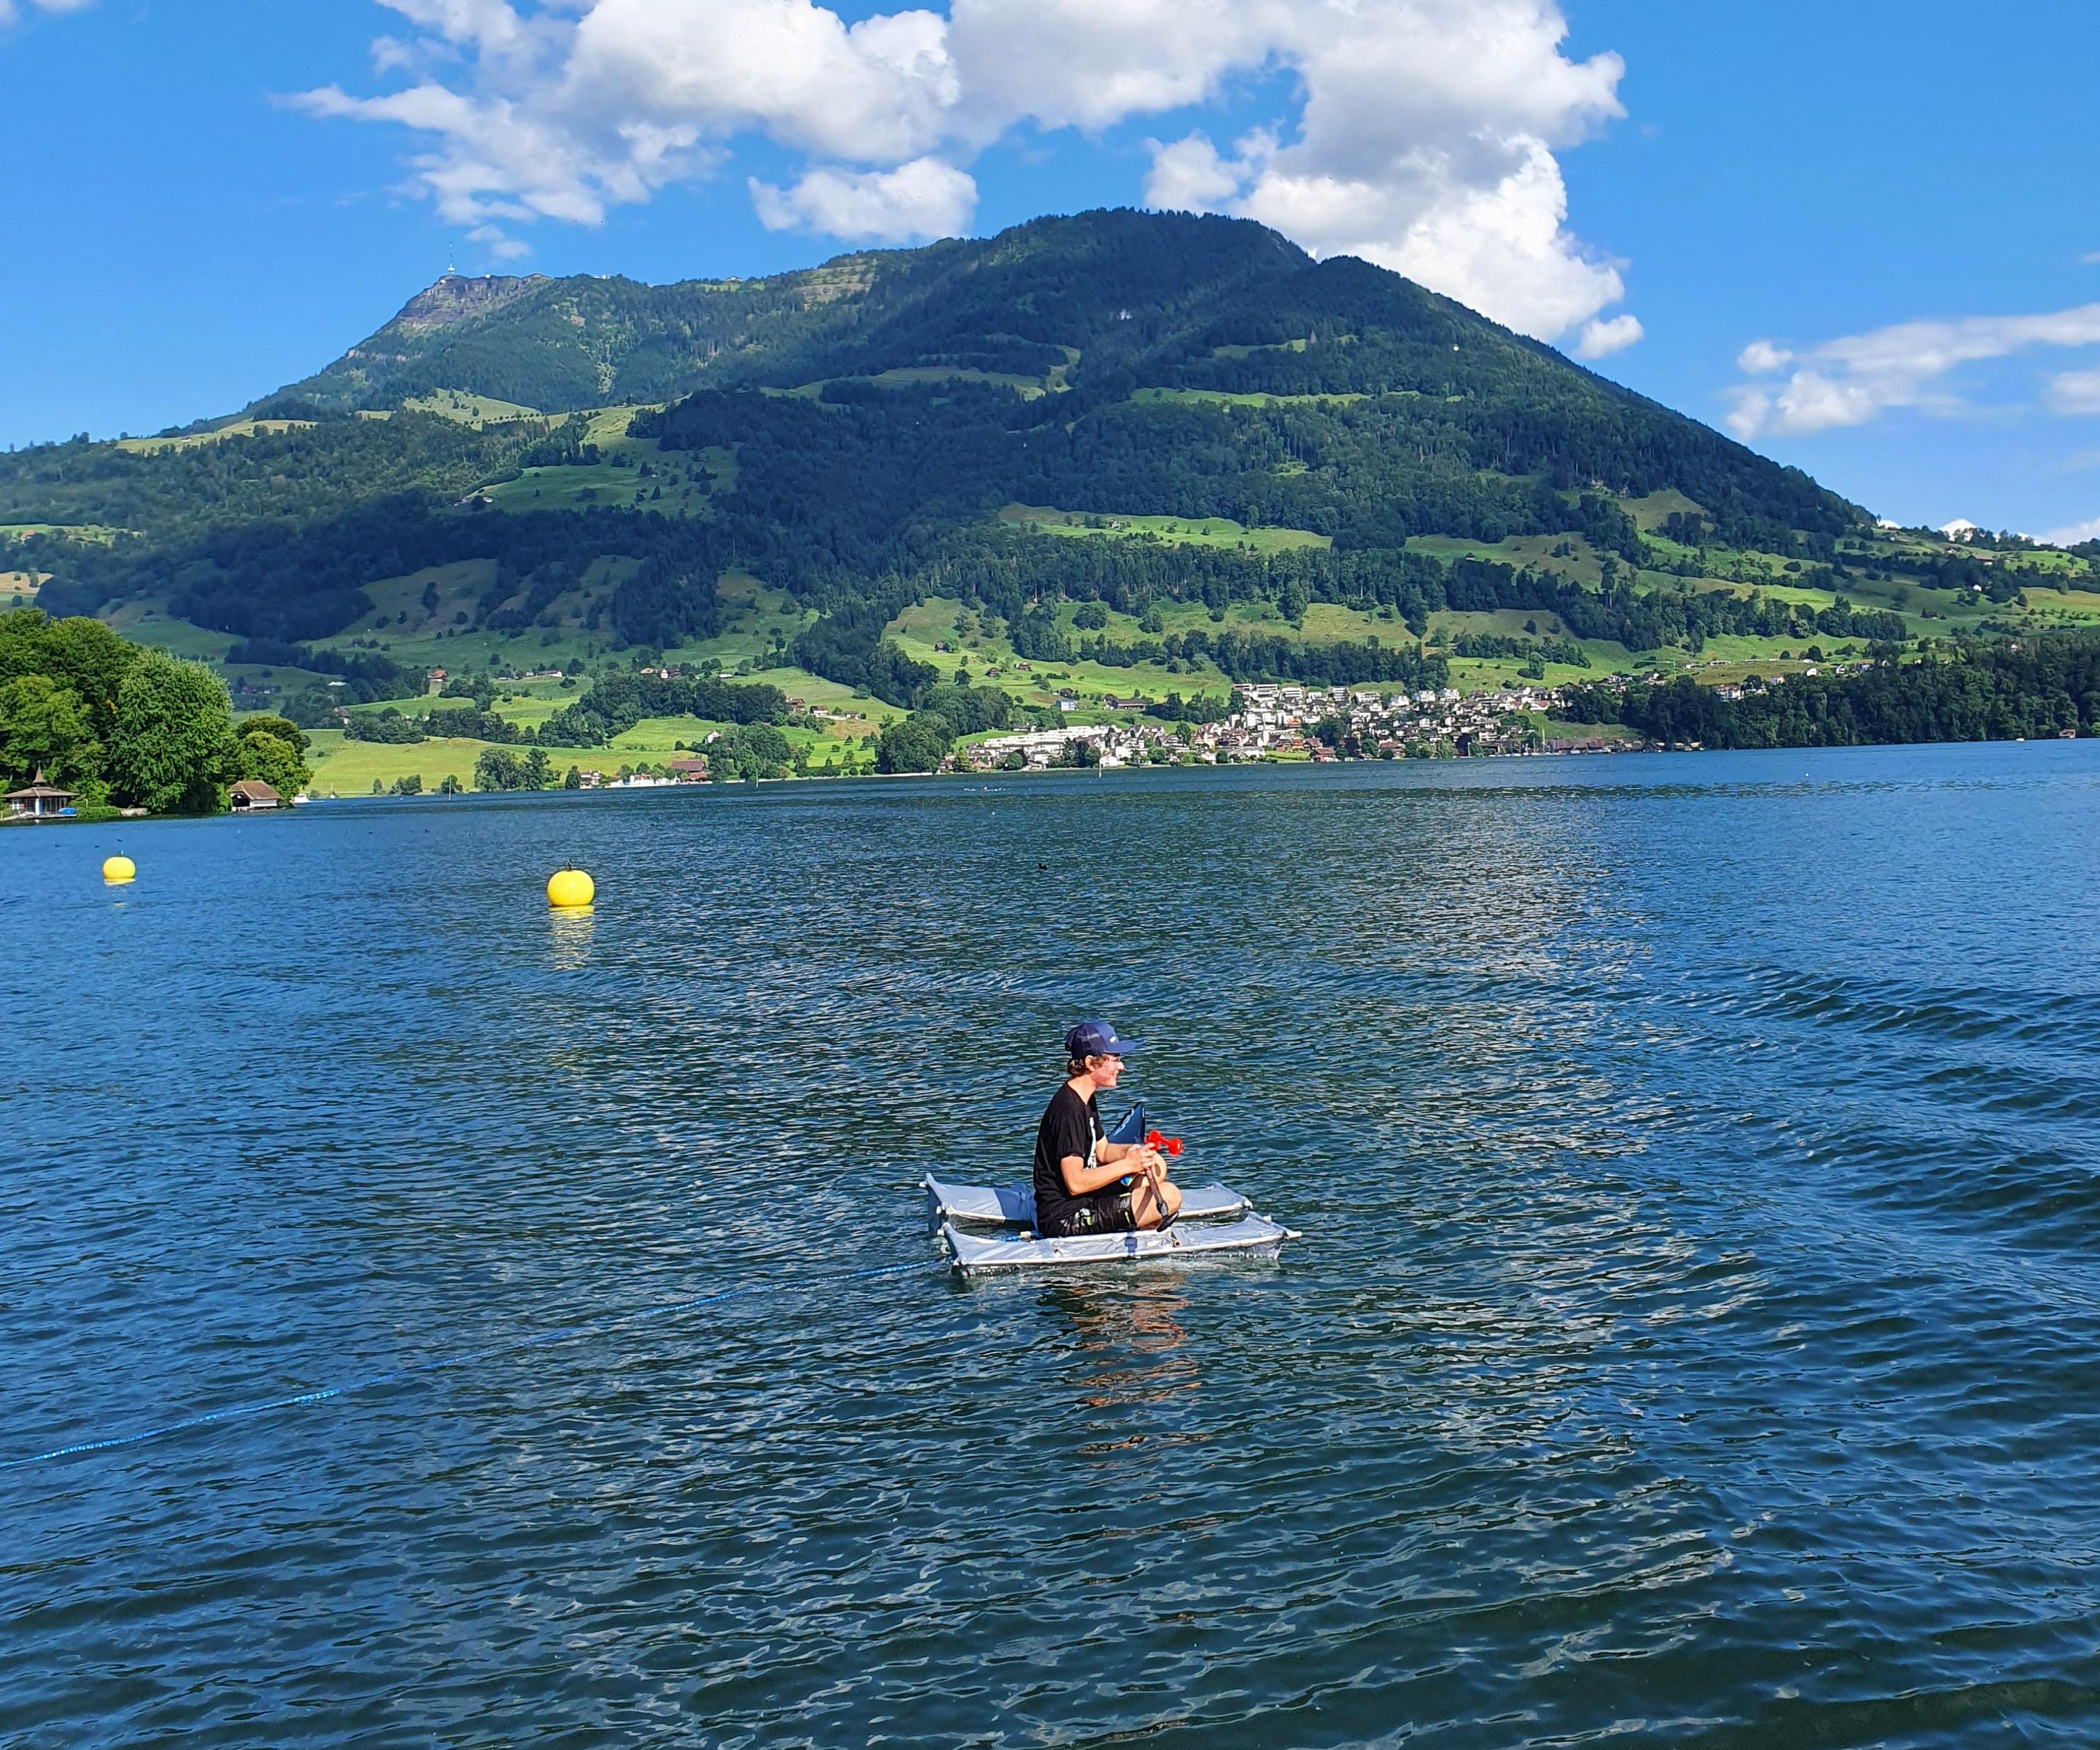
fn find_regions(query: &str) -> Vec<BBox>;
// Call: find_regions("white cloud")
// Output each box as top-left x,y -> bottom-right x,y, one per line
2038,515 -> 2100,549
2048,519 -> 2100,546
1142,133 -> 1251,213
466,222 -> 532,260
294,0 -> 1638,347
1119,1 -> 1633,342
1575,313 -> 1643,359
751,156 -> 976,242
0,0 -> 95,25
1726,303 -> 2100,439
2047,368 -> 2100,415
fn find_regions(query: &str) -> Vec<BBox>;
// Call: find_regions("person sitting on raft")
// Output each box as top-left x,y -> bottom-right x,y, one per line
1033,1020 -> 1183,1238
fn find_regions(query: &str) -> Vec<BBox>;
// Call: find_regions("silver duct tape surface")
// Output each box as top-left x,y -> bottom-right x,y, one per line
941,1214 -> 1299,1274
923,1175 -> 1251,1228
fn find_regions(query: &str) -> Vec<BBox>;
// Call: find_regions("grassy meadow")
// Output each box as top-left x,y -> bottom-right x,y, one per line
1001,502 -> 1331,553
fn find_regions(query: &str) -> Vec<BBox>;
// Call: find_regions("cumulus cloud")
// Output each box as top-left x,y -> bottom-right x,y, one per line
294,0 -> 1638,347
1726,303 -> 2100,440
1575,313 -> 1643,359
751,157 -> 976,242
1129,1 -> 1632,340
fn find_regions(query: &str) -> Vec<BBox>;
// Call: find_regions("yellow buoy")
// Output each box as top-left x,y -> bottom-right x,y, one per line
547,867 -> 594,908
102,855 -> 136,883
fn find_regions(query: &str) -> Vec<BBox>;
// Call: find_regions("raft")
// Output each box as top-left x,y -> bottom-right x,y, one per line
941,1213 -> 1298,1274
926,1101 -> 1297,1274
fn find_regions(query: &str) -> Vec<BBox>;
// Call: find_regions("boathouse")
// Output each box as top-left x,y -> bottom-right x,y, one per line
228,779 -> 281,811
5,769 -> 74,821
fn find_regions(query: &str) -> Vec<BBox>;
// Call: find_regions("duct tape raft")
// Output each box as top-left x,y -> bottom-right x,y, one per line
924,1104 -> 1299,1276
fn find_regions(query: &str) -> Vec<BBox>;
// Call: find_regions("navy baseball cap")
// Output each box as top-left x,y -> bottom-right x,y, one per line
1065,1019 -> 1140,1057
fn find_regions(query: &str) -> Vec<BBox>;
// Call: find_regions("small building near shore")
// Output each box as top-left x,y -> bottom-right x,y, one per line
668,757 -> 710,783
5,769 -> 74,821
228,779 -> 281,811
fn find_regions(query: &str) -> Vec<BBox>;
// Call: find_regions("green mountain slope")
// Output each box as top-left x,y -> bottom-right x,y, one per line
5,209 -> 2094,722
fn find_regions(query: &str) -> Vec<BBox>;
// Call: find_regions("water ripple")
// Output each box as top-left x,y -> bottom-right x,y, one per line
6,744 -> 2100,1747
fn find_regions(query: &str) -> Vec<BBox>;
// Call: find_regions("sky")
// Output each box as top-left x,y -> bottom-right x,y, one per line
4,0 -> 2099,542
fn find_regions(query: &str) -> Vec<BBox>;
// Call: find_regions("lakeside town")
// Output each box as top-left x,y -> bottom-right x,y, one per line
537,678 -> 1619,792
532,668 -> 1865,790
960,681 -> 1610,771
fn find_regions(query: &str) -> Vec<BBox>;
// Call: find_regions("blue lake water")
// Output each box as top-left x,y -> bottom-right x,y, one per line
6,742 -> 2100,1748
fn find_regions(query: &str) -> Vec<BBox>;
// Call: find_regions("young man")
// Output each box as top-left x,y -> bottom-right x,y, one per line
1033,1020 -> 1183,1238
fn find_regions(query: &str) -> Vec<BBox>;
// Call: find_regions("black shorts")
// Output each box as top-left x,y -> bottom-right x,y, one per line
1042,1190 -> 1135,1238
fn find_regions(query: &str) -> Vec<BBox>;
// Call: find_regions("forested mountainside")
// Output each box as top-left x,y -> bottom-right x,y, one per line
3,208 -> 2092,715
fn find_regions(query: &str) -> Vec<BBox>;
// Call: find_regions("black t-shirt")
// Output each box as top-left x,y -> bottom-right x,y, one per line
1033,1083 -> 1104,1231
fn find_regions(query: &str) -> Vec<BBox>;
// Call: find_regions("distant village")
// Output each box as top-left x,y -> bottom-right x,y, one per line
960,681 -> 1624,772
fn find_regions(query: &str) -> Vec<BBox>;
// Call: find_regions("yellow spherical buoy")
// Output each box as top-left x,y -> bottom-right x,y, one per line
547,867 -> 594,908
102,855 -> 136,884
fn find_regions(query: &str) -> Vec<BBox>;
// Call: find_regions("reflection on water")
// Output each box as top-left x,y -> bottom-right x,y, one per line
6,747 -> 2100,1748
1046,1280 -> 1199,1429
547,903 -> 594,969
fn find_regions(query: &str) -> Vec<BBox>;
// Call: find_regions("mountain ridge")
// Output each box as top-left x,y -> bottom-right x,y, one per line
7,207 -> 2090,728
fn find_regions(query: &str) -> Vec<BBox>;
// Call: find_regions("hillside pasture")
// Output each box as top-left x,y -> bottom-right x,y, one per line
3,522 -> 126,544
101,599 -> 238,660
1132,388 -> 1369,409
1406,532 -> 1610,585
1621,489 -> 1707,532
662,572 -> 816,672
1424,607 -> 1576,642
999,503 -> 1331,553
114,419 -> 316,454
402,390 -> 544,426
476,460 -> 676,515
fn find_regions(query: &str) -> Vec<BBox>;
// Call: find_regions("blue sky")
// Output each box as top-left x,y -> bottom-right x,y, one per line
5,0 -> 2098,541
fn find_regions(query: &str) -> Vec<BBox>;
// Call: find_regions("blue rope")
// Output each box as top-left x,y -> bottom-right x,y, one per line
3,1259 -> 926,1472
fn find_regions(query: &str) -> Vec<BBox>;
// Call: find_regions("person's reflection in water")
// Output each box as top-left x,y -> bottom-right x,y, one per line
1044,1278 -> 1201,1444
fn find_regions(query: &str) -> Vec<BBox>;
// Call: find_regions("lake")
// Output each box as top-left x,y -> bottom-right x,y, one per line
6,742 -> 2100,1747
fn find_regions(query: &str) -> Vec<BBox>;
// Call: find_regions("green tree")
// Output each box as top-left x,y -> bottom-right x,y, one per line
711,722 -> 793,779
562,765 -> 582,789
475,747 -> 526,790
0,673 -> 99,791
392,773 -> 424,795
235,721 -> 312,799
874,712 -> 953,773
522,747 -> 553,789
439,772 -> 464,794
0,612 -> 135,747
107,649 -> 238,814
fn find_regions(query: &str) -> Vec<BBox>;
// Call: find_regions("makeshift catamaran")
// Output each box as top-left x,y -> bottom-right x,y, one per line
926,1104 -> 1299,1275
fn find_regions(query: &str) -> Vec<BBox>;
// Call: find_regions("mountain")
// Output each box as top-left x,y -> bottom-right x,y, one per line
4,208 -> 2090,720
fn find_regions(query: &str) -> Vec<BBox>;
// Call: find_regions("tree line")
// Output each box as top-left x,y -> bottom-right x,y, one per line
0,608 -> 311,812
1560,633 -> 2100,747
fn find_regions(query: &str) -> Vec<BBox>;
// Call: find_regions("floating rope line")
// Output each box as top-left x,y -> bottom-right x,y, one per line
3,1259 -> 926,1473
